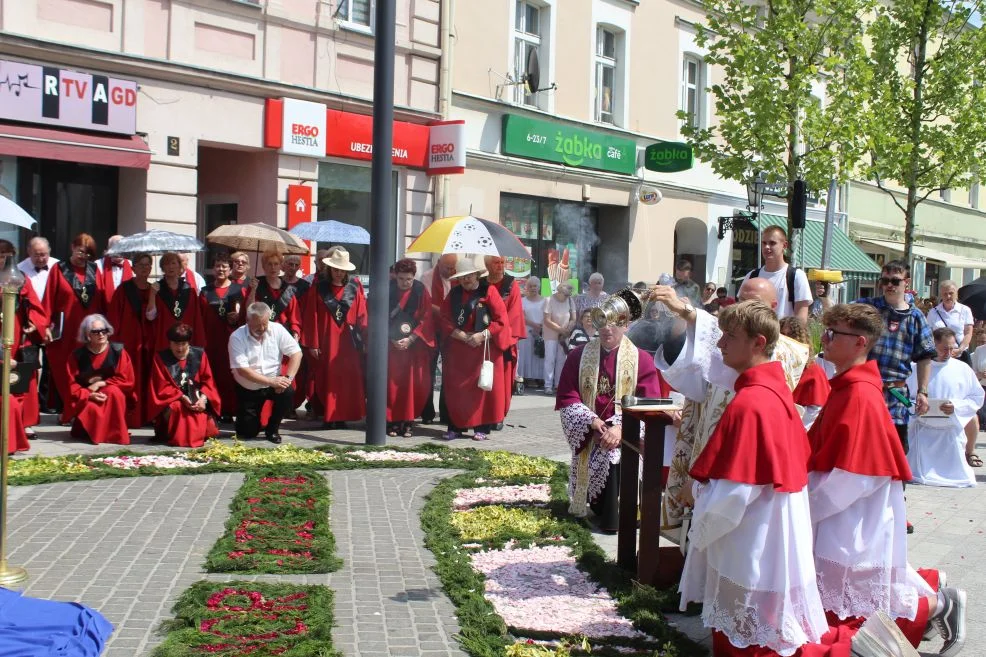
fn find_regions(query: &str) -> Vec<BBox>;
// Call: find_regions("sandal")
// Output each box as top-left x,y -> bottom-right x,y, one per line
966,452 -> 983,467
472,432 -> 489,441
402,424 -> 413,438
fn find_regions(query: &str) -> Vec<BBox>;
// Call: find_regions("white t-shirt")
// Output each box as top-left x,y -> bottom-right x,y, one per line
228,321 -> 301,390
542,295 -> 575,340
926,302 -> 974,344
742,264 -> 812,319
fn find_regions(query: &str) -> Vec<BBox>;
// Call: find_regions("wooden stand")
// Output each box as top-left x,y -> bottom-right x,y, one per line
618,405 -> 679,587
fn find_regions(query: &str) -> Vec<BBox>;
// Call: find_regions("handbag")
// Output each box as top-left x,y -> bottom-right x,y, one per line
533,334 -> 545,358
478,333 -> 495,391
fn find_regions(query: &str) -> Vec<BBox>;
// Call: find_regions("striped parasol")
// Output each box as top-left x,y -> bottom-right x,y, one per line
406,215 -> 531,259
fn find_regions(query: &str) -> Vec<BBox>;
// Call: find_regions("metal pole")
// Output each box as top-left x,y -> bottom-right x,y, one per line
820,178 -> 838,270
365,0 -> 397,446
0,281 -> 26,585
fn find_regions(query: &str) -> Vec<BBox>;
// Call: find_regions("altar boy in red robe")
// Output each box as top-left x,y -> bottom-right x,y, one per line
678,300 -> 829,656
148,323 -> 221,448
808,303 -> 966,656
386,259 -> 435,437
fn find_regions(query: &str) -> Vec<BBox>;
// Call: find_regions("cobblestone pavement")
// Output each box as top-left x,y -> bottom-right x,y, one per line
11,393 -> 986,656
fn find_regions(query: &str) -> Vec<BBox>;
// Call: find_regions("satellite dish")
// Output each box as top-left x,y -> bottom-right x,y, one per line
525,48 -> 541,94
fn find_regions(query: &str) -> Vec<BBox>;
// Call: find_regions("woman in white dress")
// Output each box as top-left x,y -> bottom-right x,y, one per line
542,282 -> 576,394
516,277 -> 545,390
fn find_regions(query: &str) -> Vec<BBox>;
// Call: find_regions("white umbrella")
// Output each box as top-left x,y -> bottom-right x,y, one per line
0,196 -> 37,230
105,229 -> 205,257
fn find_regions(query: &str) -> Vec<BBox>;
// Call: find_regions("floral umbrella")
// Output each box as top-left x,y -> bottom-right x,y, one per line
406,215 -> 531,259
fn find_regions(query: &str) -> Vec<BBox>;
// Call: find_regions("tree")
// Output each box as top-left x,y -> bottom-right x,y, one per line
680,0 -> 873,236
863,0 -> 986,264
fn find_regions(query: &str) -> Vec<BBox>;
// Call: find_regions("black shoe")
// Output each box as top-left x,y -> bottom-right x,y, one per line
267,433 -> 282,444
220,415 -> 233,424
907,521 -> 914,534
495,422 -> 504,431
420,415 -> 435,424
933,587 -> 967,657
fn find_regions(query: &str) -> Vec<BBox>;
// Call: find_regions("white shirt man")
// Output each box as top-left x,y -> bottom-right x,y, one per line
740,226 -> 812,321
18,237 -> 59,302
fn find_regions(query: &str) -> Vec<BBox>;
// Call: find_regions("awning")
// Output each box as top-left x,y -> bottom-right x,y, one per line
860,238 -> 983,270
0,123 -> 151,169
753,213 -> 882,280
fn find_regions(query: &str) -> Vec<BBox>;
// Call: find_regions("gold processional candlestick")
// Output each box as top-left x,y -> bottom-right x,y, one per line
0,256 -> 27,586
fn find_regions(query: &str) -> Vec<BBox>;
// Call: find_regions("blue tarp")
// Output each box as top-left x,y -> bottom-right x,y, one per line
0,587 -> 113,656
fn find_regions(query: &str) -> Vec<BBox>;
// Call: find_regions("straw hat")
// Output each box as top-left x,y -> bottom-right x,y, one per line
322,248 -> 356,272
449,254 -> 488,280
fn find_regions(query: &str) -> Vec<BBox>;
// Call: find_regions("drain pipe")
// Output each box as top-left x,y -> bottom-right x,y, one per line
433,0 -> 454,222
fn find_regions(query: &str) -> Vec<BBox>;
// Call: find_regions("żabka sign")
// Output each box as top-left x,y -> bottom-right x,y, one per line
0,59 -> 137,135
643,142 -> 694,173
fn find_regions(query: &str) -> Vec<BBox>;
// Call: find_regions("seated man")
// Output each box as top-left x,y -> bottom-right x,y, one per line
808,304 -> 966,655
678,300 -> 827,656
556,289 -> 665,533
148,322 -> 222,448
905,327 -> 983,488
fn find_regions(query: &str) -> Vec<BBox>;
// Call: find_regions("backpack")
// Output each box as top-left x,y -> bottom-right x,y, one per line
748,265 -> 797,306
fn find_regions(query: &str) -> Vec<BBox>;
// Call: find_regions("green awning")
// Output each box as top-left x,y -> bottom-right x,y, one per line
753,213 -> 881,280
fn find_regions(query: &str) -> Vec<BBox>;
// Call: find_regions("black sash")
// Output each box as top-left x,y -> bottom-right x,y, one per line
159,346 -> 203,398
59,261 -> 98,308
73,342 -> 124,385
449,287 -> 489,332
158,277 -> 193,321
121,280 -> 145,317
285,277 -> 311,299
319,280 -> 359,327
489,273 -> 515,300
256,278 -> 297,323
203,283 -> 244,319
389,279 -> 424,341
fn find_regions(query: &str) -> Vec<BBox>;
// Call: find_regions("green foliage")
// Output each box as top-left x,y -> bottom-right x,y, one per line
451,506 -> 563,544
481,451 -> 558,480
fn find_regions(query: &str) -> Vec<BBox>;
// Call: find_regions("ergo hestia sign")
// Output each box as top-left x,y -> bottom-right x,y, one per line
644,142 -> 693,173
501,114 -> 636,175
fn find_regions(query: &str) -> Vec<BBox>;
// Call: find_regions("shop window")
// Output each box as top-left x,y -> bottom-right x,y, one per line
594,26 -> 620,125
681,54 -> 706,130
513,1 -> 549,108
499,193 -> 598,293
337,0 -> 373,33
316,162 -> 397,278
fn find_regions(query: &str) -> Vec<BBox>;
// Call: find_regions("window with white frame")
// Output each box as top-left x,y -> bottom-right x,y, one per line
681,54 -> 705,130
971,182 -> 979,209
595,27 -> 618,124
514,0 -> 543,107
337,0 -> 373,31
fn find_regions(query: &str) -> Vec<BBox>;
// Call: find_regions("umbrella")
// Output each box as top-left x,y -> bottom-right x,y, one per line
206,222 -> 309,256
289,220 -> 371,245
104,229 -> 204,257
959,276 -> 986,322
0,196 -> 36,230
406,215 -> 531,259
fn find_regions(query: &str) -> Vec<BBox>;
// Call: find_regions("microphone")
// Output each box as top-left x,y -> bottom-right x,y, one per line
621,395 -> 674,408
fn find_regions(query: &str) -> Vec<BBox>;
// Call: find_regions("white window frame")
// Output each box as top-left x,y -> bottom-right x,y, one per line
594,26 -> 618,125
514,0 -> 542,107
680,53 -> 705,130
337,0 -> 374,35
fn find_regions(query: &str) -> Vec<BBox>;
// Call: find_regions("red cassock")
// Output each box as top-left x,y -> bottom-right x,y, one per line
488,276 -> 524,418
287,278 -> 313,410
106,280 -> 154,428
43,261 -> 106,423
254,279 -> 301,336
386,280 -> 435,422
12,282 -> 48,428
66,343 -> 135,445
792,361 -> 831,408
440,284 -> 512,428
199,283 -> 246,417
147,347 -> 221,448
3,396 -> 29,455
97,257 -> 134,303
149,278 -> 206,351
301,278 -> 368,423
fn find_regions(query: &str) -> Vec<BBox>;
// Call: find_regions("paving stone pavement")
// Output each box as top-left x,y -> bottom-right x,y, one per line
11,394 -> 986,656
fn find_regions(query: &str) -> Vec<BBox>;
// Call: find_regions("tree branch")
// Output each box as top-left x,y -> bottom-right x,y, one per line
873,170 -> 910,215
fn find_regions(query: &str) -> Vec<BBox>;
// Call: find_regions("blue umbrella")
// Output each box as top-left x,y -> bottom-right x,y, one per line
289,220 -> 371,245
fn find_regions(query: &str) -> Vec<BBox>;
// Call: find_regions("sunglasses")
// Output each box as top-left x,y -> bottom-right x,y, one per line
823,328 -> 861,341
880,277 -> 906,287
89,328 -> 110,335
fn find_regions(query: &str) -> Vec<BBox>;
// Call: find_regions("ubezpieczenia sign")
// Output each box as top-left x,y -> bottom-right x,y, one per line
501,114 -> 636,175
644,142 -> 693,173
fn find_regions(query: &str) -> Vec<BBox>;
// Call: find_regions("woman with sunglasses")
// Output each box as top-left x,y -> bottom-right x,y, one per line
701,282 -> 718,313
106,253 -> 155,428
65,314 -> 135,445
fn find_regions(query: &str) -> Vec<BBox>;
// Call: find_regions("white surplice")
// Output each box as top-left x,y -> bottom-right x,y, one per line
906,358 -> 982,488
679,480 -> 828,656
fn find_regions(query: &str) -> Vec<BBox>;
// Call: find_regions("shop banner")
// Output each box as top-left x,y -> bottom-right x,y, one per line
0,59 -> 137,135
427,120 -> 465,175
325,109 -> 429,168
643,141 -> 693,173
501,114 -> 636,175
286,184 -> 313,275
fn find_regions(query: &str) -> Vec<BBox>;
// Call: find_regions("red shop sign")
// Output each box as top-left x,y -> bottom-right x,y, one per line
324,109 -> 429,168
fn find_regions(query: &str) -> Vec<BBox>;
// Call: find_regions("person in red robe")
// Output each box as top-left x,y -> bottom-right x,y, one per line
106,253 -> 155,428
229,251 -> 251,285
248,250 -> 301,338
420,254 -> 457,425
555,289 -> 665,532
484,256 -> 524,423
147,252 -> 206,351
283,254 -> 313,414
300,247 -> 367,428
440,255 -> 512,441
678,300 -> 829,657
43,233 -> 106,424
95,235 -> 133,303
199,254 -> 246,423
0,241 -> 42,449
147,323 -> 221,448
66,314 -> 135,445
296,249 -> 329,418
386,259 -> 435,437
779,317 -> 831,430
808,303 -> 966,655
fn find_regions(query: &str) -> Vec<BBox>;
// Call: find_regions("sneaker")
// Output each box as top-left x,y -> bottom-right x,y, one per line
923,570 -> 949,640
935,587 -> 966,657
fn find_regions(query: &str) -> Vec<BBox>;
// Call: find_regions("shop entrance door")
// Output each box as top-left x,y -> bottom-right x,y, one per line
15,158 -> 118,259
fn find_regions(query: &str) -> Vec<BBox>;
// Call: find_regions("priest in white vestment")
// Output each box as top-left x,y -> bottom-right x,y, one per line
906,327 -> 983,488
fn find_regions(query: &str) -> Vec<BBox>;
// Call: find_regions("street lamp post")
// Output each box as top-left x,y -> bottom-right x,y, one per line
0,252 -> 26,586
746,173 -> 766,270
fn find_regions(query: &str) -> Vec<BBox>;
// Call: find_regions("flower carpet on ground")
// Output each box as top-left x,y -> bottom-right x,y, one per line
205,468 -> 341,574
152,581 -> 336,657
451,505 -> 562,544
347,449 -> 442,462
92,454 -> 208,469
453,483 -> 552,510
